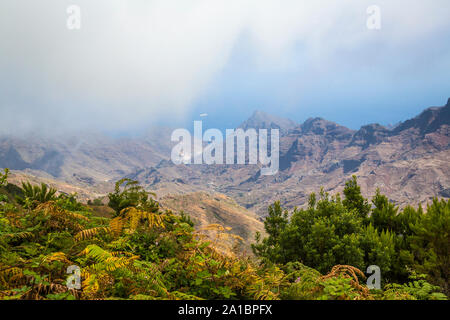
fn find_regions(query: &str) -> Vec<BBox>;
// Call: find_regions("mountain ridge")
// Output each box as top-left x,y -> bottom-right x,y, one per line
127,98 -> 449,214
239,110 -> 298,136
1,98 -> 449,216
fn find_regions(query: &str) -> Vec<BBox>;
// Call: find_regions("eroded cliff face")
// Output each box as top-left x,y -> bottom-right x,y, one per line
2,99 -> 449,216
129,99 -> 450,215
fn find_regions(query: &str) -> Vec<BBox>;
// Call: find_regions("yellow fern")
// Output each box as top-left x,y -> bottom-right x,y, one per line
41,252 -> 71,264
109,216 -> 124,236
0,267 -> 24,288
121,207 -> 166,232
75,227 -> 111,241
36,202 -> 89,221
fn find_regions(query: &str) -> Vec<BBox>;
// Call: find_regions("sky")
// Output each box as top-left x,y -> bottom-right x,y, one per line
1,0 -> 449,135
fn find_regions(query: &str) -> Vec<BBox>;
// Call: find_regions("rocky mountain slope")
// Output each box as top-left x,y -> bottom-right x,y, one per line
127,98 -> 450,215
239,110 -> 298,136
0,127 -> 173,187
1,98 -> 449,217
160,192 -> 264,249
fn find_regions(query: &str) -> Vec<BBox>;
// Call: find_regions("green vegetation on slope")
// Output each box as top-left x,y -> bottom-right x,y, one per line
0,169 -> 447,300
252,176 -> 449,298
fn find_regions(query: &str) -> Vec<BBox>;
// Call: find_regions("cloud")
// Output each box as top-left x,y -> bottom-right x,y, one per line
0,0 -> 449,134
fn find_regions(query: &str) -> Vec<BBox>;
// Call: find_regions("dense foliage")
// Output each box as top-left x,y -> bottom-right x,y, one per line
0,171 -> 447,300
252,176 -> 449,298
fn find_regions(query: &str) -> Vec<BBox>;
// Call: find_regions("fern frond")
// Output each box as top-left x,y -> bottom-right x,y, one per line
35,202 -> 89,221
121,207 -> 166,232
81,245 -> 137,272
109,217 -> 124,236
81,270 -> 100,297
41,252 -> 71,265
74,227 -> 110,241
1,231 -> 34,241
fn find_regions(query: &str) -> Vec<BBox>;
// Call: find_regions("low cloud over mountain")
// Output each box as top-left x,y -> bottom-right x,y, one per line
1,98 -> 448,215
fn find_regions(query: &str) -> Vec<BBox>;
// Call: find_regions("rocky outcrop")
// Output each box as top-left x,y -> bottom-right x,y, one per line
1,98 -> 449,217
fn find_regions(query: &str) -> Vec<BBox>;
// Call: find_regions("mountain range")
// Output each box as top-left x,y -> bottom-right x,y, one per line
1,98 -> 449,219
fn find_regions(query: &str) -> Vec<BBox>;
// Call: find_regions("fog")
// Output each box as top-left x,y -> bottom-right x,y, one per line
1,0 -> 449,135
